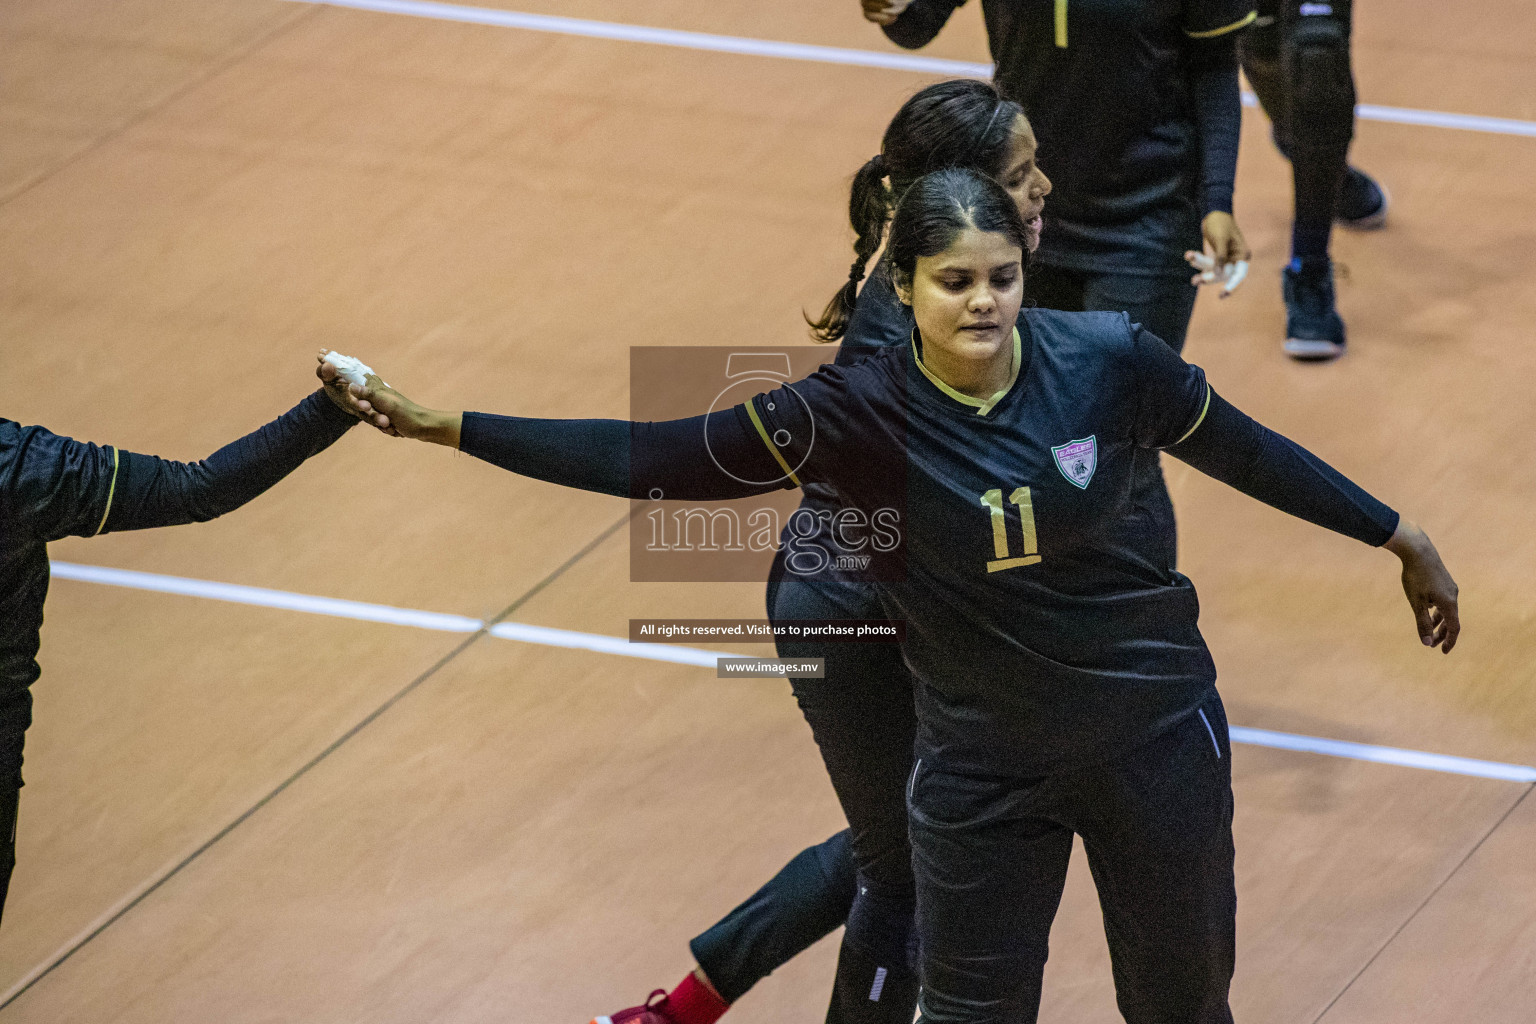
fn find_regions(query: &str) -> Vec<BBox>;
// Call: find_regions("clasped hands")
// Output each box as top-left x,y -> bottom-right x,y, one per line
316,351 -> 462,447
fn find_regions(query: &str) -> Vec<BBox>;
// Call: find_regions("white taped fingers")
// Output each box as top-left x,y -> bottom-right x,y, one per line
1185,251 -> 1250,297
321,351 -> 380,388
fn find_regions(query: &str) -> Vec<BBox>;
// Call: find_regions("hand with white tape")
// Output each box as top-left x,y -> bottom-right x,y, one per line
1187,211 -> 1251,298
315,352 -> 462,445
316,350 -> 394,432
1185,250 -> 1249,297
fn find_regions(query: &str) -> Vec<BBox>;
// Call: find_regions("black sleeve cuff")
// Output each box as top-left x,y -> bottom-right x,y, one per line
883,0 -> 964,49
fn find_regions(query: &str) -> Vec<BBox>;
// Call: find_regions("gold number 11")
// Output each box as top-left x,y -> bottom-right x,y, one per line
980,487 -> 1040,573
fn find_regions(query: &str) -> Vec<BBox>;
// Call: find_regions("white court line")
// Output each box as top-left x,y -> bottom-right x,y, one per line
1230,727 -> 1536,784
290,0 -> 1536,139
288,0 -> 991,76
489,620 -> 721,668
50,561 -> 483,633
49,560 -> 1536,784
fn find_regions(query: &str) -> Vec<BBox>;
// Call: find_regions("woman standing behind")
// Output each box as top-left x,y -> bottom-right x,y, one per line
866,0 -> 1256,566
866,0 -> 1254,355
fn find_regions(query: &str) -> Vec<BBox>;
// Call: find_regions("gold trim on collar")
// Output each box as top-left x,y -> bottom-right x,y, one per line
911,327 -> 1022,417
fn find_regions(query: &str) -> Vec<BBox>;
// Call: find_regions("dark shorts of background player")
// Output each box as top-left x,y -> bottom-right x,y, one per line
689,572 -> 916,1003
1025,263 -> 1200,356
910,695 -> 1237,1024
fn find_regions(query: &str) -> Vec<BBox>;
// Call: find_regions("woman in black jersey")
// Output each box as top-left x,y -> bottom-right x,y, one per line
0,377 -> 362,924
865,0 -> 1255,350
596,80 -> 1054,1024
339,167 -> 1457,1023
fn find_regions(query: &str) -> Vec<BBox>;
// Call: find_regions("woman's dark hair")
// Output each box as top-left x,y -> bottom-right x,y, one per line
807,79 -> 1026,341
884,167 -> 1031,295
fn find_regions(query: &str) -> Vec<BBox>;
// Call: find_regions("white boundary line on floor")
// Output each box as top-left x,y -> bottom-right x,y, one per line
50,560 -> 1536,783
287,0 -> 1536,139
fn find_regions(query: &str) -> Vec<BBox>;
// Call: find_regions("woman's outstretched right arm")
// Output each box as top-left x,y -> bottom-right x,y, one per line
335,365 -> 792,502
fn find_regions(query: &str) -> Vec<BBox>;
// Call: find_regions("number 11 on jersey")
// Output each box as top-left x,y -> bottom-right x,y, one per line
981,487 -> 1041,573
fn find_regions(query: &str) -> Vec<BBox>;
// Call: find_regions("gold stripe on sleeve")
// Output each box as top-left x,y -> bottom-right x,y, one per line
742,399 -> 802,488
1171,385 -> 1213,447
92,446 -> 120,536
1185,10 -> 1258,38
1055,0 -> 1069,47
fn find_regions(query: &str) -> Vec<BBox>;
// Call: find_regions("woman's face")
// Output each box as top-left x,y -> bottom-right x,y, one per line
898,226 -> 1025,367
995,116 -> 1051,252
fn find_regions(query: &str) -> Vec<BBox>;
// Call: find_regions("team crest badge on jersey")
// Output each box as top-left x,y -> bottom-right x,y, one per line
1052,436 -> 1097,489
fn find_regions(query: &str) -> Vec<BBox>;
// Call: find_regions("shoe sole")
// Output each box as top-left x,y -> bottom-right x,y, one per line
1284,338 -> 1346,361
1337,181 -> 1390,230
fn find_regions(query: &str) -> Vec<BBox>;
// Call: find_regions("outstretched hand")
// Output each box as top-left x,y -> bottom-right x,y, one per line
1383,519 -> 1460,653
327,361 -> 463,448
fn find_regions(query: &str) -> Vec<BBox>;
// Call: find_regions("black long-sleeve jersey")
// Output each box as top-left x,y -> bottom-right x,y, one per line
883,0 -> 1254,276
0,390 -> 355,786
457,310 -> 1396,774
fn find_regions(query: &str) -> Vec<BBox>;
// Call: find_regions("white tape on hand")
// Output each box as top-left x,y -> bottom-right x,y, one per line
322,351 -> 376,388
1221,260 -> 1249,296
1185,252 -> 1249,296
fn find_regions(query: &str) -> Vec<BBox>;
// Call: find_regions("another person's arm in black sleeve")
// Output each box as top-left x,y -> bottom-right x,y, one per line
102,390 -> 356,533
1187,33 -> 1242,219
1183,1 -> 1256,278
0,422 -> 120,542
356,361 -> 844,502
880,0 -> 967,49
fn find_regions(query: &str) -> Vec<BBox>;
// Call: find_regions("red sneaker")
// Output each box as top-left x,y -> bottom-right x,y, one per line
591,990 -> 675,1024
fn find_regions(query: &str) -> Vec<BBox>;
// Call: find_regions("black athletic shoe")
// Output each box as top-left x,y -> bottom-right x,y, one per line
1282,257 -> 1347,361
1336,166 -> 1389,229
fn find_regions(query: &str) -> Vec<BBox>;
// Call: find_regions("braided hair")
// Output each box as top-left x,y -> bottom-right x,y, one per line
808,80 -> 1025,342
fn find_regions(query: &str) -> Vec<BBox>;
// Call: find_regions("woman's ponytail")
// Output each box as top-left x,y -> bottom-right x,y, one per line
807,153 -> 891,342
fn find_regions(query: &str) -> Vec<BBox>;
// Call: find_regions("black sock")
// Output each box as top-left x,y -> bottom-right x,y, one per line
1290,219 -> 1333,263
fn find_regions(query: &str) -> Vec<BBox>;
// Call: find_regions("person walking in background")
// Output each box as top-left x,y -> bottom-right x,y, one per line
1240,0 -> 1389,360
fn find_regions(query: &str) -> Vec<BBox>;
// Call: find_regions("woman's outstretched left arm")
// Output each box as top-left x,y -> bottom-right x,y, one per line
1168,388 -> 1460,653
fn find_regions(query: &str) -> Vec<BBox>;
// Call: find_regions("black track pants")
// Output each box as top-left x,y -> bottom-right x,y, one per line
689,829 -> 858,1003
911,697 -> 1237,1024
689,574 -> 917,1014
771,577 -> 916,904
